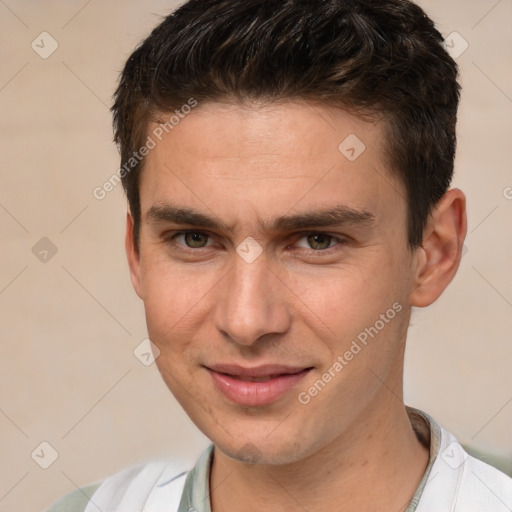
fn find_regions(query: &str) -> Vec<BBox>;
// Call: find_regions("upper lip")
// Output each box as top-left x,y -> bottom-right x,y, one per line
206,364 -> 311,378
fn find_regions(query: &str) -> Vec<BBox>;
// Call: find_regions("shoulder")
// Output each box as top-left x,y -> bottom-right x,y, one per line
458,450 -> 512,509
45,458 -> 189,512
421,423 -> 512,511
45,483 -> 101,512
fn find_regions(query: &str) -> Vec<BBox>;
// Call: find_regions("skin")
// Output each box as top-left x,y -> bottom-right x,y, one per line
125,100 -> 467,511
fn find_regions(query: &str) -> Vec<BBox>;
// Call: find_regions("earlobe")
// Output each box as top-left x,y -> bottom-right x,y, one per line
410,189 -> 467,307
125,211 -> 144,299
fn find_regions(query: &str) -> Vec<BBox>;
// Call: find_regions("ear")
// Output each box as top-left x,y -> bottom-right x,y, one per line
410,188 -> 467,307
125,211 -> 144,299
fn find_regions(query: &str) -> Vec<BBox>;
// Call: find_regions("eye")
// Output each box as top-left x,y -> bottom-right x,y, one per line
165,230 -> 346,254
294,232 -> 344,251
169,231 -> 213,249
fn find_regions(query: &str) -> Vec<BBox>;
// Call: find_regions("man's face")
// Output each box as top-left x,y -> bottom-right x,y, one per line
128,101 -> 419,465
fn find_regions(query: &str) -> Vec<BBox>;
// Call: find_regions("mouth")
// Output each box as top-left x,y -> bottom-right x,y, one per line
205,364 -> 313,406
228,374 -> 289,382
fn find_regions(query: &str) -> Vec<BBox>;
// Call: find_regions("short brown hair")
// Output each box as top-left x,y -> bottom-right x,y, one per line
112,0 -> 460,250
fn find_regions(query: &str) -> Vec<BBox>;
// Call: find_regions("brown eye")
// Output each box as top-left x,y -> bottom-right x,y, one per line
169,231 -> 211,249
306,233 -> 333,250
183,232 -> 209,248
294,233 -> 338,251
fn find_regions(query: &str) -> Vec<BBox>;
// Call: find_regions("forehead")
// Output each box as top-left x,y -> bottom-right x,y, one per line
139,101 -> 405,233
149,100 -> 384,167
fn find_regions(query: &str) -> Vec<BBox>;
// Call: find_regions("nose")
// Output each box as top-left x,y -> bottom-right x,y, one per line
214,249 -> 292,347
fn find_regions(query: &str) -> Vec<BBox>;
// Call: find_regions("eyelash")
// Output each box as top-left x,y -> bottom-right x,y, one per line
164,230 -> 347,254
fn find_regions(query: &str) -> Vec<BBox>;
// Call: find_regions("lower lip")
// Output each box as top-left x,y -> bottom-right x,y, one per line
207,368 -> 311,406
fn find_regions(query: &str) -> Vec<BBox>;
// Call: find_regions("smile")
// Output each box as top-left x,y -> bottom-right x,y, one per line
205,364 -> 313,406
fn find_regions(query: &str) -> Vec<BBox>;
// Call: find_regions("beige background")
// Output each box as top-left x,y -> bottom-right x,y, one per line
0,1 -> 511,511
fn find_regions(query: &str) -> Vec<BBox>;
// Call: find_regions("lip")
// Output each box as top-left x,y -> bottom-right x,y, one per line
205,364 -> 312,406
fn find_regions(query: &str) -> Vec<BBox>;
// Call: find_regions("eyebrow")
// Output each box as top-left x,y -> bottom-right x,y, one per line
146,203 -> 375,233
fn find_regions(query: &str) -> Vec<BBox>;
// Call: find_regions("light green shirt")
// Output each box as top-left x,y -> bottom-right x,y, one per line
46,407 -> 440,512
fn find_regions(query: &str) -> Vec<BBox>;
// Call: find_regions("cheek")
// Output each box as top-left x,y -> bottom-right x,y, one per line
139,258 -> 221,365
286,258 -> 405,337
141,256 -> 207,319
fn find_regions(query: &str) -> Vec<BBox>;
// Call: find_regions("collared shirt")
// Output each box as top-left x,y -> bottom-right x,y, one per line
47,406 -> 512,512
176,406 -> 439,512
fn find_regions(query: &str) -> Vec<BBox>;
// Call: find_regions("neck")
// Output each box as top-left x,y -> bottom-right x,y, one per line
210,394 -> 430,512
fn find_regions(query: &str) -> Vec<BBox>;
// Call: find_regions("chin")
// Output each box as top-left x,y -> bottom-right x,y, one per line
207,422 -> 322,467
162,370 -> 331,465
